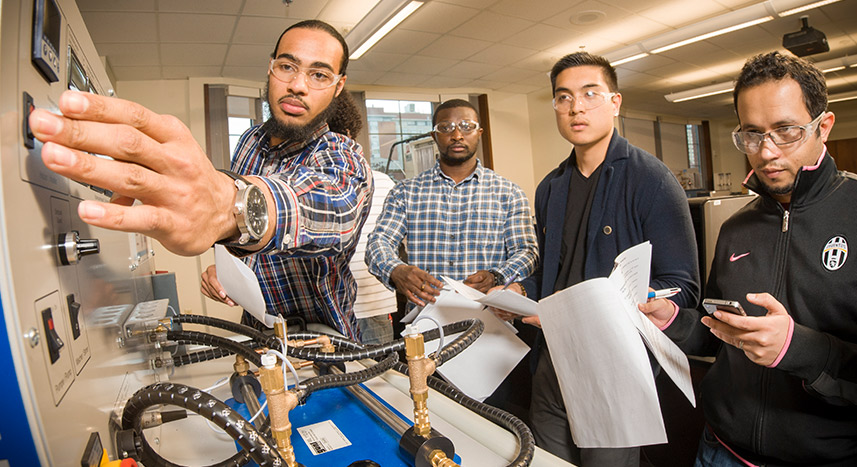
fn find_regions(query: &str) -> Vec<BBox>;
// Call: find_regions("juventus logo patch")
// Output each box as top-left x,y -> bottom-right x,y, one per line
822,236 -> 848,271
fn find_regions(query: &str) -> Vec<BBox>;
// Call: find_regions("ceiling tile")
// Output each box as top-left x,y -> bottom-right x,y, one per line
232,16 -> 297,45
371,30 -> 441,55
453,11 -> 533,42
318,0 -> 380,26
373,71 -> 430,87
80,12 -> 158,43
417,36 -> 493,60
399,2 -> 480,34
77,0 -> 156,12
241,0 -> 328,18
112,66 -> 164,81
344,69 -> 387,85
443,61 -> 501,79
468,44 -> 538,66
162,66 -> 224,79
348,52 -> 411,72
635,1 -> 725,29
160,43 -> 228,66
94,43 -> 160,67
479,67 -> 541,83
157,0 -> 241,14
392,56 -> 459,74
159,14 -> 236,43
489,0 -> 573,22
225,44 -> 274,67
419,75 -> 476,88
503,24 -> 575,50
543,1 -> 632,33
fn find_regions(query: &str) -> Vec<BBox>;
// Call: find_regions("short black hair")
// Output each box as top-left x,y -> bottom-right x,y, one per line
432,99 -> 479,126
272,20 -> 349,75
733,51 -> 827,121
550,52 -> 618,95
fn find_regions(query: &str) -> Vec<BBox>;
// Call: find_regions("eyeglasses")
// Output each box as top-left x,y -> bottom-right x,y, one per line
731,112 -> 825,154
268,59 -> 342,90
433,120 -> 480,134
552,90 -> 617,112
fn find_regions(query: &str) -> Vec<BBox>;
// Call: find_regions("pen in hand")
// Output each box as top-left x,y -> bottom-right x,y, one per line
648,287 -> 681,300
500,274 -> 519,291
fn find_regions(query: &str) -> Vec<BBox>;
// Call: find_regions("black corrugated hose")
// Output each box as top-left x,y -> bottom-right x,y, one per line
284,319 -> 482,362
121,382 -> 280,466
393,361 -> 535,467
294,349 -> 399,403
166,330 -> 263,367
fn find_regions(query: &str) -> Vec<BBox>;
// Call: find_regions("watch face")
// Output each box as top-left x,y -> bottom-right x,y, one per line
245,186 -> 268,238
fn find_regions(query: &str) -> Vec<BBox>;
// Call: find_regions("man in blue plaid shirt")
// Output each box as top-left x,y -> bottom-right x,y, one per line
365,99 -> 537,307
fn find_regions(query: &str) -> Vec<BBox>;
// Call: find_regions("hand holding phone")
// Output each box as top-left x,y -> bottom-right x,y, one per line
703,298 -> 747,316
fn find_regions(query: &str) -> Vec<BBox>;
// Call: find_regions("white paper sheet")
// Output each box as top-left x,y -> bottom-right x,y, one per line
540,278 -> 666,448
410,290 -> 530,402
213,244 -> 275,328
442,276 -> 539,316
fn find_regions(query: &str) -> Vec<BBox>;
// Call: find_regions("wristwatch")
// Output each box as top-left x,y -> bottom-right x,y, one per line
489,270 -> 504,287
218,169 -> 269,247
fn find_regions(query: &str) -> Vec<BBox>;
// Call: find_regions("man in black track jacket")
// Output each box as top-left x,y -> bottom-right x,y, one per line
641,51 -> 857,466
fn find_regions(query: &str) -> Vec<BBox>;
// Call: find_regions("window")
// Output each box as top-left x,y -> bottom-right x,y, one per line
365,99 -> 435,177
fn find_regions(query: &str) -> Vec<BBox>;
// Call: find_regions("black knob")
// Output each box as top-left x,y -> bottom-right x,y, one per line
57,231 -> 100,265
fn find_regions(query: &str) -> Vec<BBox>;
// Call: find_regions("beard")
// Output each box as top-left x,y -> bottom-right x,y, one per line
261,83 -> 337,144
438,147 -> 477,166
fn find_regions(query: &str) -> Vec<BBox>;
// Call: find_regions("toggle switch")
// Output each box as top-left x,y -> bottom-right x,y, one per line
41,307 -> 64,364
66,294 -> 81,339
23,92 -> 35,149
57,231 -> 100,265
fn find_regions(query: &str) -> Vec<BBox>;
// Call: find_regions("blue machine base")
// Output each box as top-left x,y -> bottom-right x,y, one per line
226,382 -> 462,466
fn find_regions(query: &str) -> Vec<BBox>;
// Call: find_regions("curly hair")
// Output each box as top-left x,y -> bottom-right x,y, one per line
327,91 -> 363,138
733,51 -> 827,120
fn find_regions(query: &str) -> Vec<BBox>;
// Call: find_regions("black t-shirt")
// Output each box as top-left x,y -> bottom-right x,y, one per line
555,160 -> 603,292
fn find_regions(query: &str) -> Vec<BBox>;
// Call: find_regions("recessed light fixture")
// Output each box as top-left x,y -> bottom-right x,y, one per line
570,10 -> 606,26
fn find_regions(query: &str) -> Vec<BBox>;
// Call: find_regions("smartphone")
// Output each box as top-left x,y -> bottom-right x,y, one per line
702,298 -> 747,316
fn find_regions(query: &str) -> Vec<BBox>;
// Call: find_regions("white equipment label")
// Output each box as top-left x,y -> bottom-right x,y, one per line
297,420 -> 351,455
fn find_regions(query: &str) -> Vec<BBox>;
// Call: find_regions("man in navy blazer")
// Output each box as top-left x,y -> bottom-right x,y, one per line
494,52 -> 700,466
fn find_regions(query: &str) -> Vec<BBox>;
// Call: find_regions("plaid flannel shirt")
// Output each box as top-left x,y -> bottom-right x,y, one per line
366,161 -> 537,290
228,123 -> 372,340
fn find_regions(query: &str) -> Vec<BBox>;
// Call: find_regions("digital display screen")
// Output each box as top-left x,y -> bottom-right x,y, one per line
32,0 -> 62,82
43,0 -> 61,51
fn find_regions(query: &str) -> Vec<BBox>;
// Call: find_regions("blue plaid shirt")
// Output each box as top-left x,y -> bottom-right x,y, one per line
366,161 -> 537,289
228,123 -> 372,340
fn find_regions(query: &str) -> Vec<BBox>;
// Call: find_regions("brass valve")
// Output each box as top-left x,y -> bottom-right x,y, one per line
259,353 -> 300,467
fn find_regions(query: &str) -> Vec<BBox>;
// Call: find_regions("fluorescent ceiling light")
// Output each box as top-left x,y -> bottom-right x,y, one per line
348,1 -> 424,60
664,53 -> 857,104
829,90 -> 857,104
606,0 -> 842,67
649,17 -> 773,54
779,0 -> 843,16
665,82 -> 734,103
610,53 -> 649,66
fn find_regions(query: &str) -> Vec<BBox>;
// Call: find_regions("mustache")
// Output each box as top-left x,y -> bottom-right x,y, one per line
277,94 -> 309,110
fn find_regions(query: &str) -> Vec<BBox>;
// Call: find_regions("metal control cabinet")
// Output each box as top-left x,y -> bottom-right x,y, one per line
0,0 -> 163,464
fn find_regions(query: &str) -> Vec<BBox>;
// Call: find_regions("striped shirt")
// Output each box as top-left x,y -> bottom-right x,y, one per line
366,161 -> 537,290
228,123 -> 372,340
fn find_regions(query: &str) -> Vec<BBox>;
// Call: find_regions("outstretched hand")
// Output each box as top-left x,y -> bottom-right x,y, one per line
29,90 -> 239,256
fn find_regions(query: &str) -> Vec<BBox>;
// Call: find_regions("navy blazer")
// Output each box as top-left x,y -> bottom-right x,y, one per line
522,129 -> 700,309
